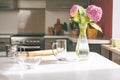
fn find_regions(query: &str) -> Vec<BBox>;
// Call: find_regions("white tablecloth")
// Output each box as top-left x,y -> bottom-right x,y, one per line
0,52 -> 120,80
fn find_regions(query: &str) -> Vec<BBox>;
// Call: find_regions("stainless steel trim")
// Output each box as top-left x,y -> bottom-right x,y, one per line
18,46 -> 40,49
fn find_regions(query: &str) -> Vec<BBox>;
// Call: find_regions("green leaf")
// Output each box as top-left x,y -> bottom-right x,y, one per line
70,23 -> 74,30
81,27 -> 85,35
81,15 -> 88,24
78,6 -> 85,15
62,22 -> 68,31
70,22 -> 79,30
73,12 -> 80,23
90,23 -> 102,32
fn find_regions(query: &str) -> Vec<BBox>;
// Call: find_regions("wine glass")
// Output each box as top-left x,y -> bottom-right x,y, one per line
52,39 -> 67,61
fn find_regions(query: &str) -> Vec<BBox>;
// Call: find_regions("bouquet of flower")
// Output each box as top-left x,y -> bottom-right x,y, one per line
70,4 -> 103,32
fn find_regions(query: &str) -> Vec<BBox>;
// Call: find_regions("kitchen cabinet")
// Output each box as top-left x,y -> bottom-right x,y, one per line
67,40 -> 102,54
44,36 -> 110,54
18,0 -> 46,8
46,0 -> 89,10
101,45 -> 120,64
67,39 -> 76,51
0,38 -> 10,51
0,0 -> 17,10
45,39 -> 107,54
89,44 -> 101,54
112,53 -> 120,64
45,38 -> 56,50
44,38 -> 68,50
68,37 -> 110,54
0,35 -> 11,51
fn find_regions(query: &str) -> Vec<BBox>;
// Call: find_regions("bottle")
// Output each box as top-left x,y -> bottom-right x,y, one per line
54,19 -> 63,35
48,27 -> 53,35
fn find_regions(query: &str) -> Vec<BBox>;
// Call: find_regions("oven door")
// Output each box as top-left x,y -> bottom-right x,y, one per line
18,45 -> 41,51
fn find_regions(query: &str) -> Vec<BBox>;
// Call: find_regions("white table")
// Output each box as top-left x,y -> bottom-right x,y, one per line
0,52 -> 120,80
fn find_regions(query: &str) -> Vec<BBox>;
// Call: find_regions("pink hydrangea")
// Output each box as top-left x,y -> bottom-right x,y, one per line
70,4 -> 79,17
86,5 -> 102,22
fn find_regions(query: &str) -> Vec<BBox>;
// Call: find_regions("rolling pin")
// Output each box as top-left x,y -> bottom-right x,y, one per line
19,48 -> 64,57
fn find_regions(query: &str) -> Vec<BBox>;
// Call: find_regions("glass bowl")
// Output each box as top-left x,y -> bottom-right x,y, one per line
17,52 -> 42,69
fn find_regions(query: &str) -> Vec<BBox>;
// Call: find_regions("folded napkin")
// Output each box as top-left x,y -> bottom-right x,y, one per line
19,48 -> 64,57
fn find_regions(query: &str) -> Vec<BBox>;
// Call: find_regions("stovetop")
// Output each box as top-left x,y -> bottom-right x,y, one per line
11,33 -> 45,37
10,33 -> 45,45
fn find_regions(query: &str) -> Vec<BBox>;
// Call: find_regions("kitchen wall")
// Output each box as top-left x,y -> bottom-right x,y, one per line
0,0 -> 120,38
90,0 -> 120,39
112,0 -> 120,38
0,0 -> 71,35
0,0 -> 46,34
89,0 -> 113,38
18,9 -> 45,34
0,11 -> 18,34
45,10 -> 70,34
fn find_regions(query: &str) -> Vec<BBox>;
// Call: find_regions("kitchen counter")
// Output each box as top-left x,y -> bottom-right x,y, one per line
0,35 -> 11,52
44,35 -> 110,44
101,45 -> 120,55
0,52 -> 120,80
101,45 -> 120,64
0,51 -> 6,57
44,35 -> 69,39
0,34 -> 11,38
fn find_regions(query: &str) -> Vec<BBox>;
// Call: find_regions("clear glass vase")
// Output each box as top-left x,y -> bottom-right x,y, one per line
75,25 -> 89,60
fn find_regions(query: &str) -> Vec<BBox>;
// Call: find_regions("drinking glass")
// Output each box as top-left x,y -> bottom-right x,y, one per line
52,39 -> 67,61
16,46 -> 42,69
5,45 -> 18,63
6,45 -> 18,57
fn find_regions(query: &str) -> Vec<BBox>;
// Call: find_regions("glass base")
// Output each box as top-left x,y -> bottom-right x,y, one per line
75,50 -> 89,61
76,55 -> 88,61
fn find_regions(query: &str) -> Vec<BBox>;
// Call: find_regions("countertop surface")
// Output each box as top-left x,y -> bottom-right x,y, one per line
0,52 -> 120,80
44,35 -> 110,44
0,34 -> 110,44
0,34 -> 11,38
101,45 -> 120,55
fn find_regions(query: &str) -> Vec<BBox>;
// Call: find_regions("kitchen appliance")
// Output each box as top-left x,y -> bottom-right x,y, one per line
10,34 -> 45,51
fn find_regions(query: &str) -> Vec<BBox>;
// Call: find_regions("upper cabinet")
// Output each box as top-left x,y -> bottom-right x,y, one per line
0,0 -> 89,10
18,0 -> 46,8
0,0 -> 17,10
46,0 -> 89,10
